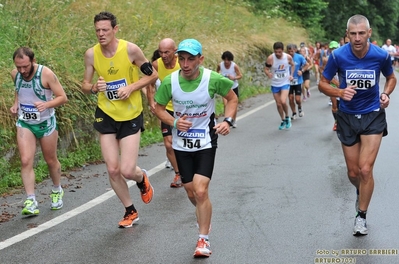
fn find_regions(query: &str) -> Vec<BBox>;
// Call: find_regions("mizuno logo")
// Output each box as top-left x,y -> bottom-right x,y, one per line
347,73 -> 374,78
177,129 -> 205,138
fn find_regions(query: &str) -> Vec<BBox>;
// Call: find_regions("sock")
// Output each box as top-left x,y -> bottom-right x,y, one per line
125,204 -> 136,215
174,171 -> 180,175
299,108 -> 302,112
27,194 -> 36,201
52,185 -> 62,193
137,174 -> 145,189
357,210 -> 367,219
199,234 -> 209,240
292,112 -> 297,116
285,116 -> 290,120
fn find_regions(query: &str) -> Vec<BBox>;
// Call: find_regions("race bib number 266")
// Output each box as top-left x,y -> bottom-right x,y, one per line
346,70 -> 376,90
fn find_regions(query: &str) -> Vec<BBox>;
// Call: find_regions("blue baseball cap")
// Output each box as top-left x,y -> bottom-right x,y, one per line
176,39 -> 202,55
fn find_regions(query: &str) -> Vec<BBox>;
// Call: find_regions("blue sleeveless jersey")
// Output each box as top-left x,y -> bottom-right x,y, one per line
291,53 -> 307,85
323,44 -> 392,114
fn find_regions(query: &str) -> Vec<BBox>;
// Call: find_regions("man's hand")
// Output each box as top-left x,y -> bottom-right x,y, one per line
213,121 -> 230,135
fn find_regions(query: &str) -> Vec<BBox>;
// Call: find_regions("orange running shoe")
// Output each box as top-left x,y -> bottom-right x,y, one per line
139,169 -> 154,204
333,122 -> 337,131
193,238 -> 212,258
118,211 -> 139,228
170,174 -> 183,188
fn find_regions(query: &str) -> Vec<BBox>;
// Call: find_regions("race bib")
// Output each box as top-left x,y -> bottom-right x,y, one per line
274,72 -> 287,79
104,79 -> 127,100
176,129 -> 206,150
346,70 -> 376,90
20,104 -> 40,121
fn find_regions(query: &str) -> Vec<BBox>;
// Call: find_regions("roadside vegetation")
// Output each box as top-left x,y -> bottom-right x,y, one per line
0,0 -> 311,194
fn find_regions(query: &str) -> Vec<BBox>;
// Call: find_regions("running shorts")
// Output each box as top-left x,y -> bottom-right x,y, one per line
336,108 -> 387,146
16,115 -> 57,139
289,84 -> 302,95
161,110 -> 174,137
174,147 -> 217,184
93,107 -> 144,139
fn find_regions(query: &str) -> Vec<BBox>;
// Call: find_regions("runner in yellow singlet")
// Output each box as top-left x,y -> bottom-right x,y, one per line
81,11 -> 158,228
149,38 -> 183,188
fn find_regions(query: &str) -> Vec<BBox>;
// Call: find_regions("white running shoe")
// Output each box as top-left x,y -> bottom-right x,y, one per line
353,216 -> 368,236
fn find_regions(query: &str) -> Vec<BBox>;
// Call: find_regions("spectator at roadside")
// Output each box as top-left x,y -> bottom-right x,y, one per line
381,39 -> 396,65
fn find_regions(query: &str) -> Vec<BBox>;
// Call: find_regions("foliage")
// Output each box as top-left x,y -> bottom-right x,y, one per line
321,0 -> 399,44
245,0 -> 328,41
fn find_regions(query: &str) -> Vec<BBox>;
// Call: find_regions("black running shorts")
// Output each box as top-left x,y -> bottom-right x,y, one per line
289,84 -> 302,95
93,107 -> 144,139
302,70 -> 310,81
174,147 -> 217,184
232,87 -> 239,98
336,108 -> 387,146
161,110 -> 174,137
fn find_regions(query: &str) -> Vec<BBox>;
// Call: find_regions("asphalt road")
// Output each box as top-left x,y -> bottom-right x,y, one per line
1,72 -> 399,264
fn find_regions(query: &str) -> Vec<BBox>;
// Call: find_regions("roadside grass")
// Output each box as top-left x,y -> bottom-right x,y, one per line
0,0 -> 308,194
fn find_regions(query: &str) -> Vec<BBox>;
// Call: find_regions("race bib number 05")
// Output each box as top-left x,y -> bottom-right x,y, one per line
346,70 -> 376,90
104,79 -> 127,100
176,129 -> 206,149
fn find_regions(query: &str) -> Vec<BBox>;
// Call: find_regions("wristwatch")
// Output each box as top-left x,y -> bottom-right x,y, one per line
223,117 -> 234,126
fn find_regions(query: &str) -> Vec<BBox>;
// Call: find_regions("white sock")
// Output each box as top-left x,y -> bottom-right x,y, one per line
199,234 -> 209,240
52,185 -> 62,192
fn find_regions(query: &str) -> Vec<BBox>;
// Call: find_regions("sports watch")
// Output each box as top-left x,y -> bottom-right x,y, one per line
223,117 -> 234,126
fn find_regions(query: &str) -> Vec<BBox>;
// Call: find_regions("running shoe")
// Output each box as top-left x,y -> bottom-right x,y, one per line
353,216 -> 368,236
118,211 -> 139,228
139,169 -> 154,204
50,188 -> 64,210
278,121 -> 286,130
193,238 -> 212,258
165,159 -> 171,169
332,122 -> 337,131
299,109 -> 304,117
307,90 -> 311,98
21,199 -> 39,215
291,113 -> 297,120
170,174 -> 183,188
302,96 -> 307,102
285,117 -> 292,129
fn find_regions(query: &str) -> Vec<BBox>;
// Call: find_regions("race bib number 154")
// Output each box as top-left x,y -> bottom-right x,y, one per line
176,129 -> 206,149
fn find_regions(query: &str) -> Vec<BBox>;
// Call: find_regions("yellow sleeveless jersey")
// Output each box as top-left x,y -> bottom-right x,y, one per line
157,57 -> 180,111
93,39 -> 141,121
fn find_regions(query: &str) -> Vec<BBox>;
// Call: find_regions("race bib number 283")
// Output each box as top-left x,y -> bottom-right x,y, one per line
346,70 -> 376,90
